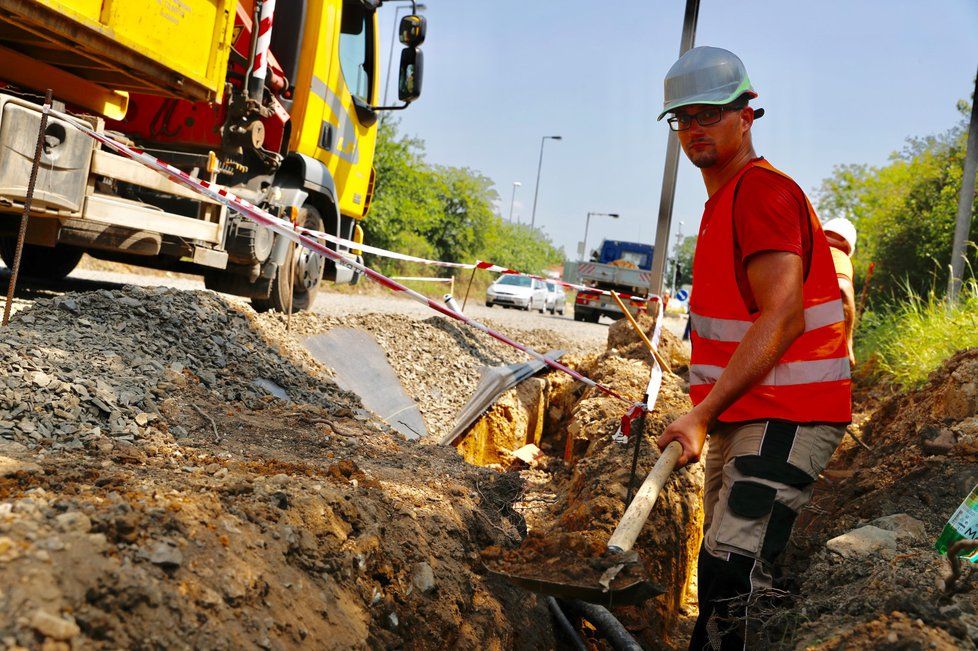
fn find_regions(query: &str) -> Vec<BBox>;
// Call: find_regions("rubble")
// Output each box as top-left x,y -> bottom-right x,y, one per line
471,314 -> 704,649
272,311 -> 579,440
0,287 -> 557,649
765,348 -> 978,649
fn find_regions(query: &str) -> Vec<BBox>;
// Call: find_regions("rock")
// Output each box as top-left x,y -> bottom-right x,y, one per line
54,511 -> 91,534
922,428 -> 956,455
511,444 -> 543,465
29,610 -> 79,641
0,456 -> 42,478
944,385 -> 975,421
0,537 -> 20,562
411,562 -> 436,593
826,525 -> 898,558
147,541 -> 183,569
869,514 -> 927,541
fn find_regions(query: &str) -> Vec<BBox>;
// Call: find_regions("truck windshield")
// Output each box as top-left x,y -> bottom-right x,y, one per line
497,275 -> 532,288
339,1 -> 375,103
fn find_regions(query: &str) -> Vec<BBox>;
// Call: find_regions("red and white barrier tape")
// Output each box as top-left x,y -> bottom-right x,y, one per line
292,227 -> 656,304
52,107 -> 639,406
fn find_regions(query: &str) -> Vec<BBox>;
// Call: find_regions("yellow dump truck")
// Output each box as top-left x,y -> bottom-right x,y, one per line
0,0 -> 425,311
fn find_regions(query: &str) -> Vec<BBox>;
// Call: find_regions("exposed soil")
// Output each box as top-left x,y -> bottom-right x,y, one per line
270,311 -> 580,441
462,313 -> 704,650
764,348 -> 978,649
0,287 -> 557,650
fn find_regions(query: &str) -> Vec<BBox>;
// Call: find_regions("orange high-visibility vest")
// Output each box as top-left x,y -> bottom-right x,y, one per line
689,159 -> 851,423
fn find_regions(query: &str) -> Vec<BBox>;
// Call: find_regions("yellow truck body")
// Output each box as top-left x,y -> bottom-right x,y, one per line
0,0 -> 235,116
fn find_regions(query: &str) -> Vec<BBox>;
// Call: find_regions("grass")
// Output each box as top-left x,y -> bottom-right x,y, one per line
856,278 -> 978,387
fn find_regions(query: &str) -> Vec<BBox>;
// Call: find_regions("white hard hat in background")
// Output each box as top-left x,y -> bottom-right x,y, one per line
822,217 -> 857,256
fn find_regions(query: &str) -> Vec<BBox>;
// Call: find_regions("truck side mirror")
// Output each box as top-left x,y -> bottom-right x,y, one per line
398,47 -> 423,103
399,15 -> 426,47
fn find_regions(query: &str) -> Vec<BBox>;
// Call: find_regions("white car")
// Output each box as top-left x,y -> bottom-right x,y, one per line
545,282 -> 566,315
486,275 -> 547,312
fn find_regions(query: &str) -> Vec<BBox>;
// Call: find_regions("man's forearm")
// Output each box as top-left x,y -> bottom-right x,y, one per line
694,311 -> 804,423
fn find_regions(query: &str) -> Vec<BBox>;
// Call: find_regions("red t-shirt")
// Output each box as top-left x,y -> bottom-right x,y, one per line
728,162 -> 812,312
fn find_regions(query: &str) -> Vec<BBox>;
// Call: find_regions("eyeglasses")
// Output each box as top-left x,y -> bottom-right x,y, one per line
667,106 -> 743,131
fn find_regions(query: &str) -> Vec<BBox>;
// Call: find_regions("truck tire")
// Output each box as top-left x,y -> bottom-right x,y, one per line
251,205 -> 326,314
0,240 -> 83,281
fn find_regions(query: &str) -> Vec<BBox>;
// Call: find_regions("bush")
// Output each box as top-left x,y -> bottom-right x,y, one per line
856,277 -> 978,387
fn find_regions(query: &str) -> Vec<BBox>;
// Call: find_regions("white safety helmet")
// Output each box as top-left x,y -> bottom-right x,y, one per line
822,217 -> 857,256
658,46 -> 760,120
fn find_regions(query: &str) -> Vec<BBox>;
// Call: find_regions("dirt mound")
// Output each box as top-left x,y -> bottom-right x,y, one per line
468,312 -> 702,649
0,288 -> 555,649
606,313 -> 690,373
269,311 -> 578,440
0,285 -> 358,450
766,348 -> 978,649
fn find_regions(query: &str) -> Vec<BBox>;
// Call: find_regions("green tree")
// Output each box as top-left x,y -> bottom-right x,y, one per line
365,120 -> 563,277
669,234 -> 696,288
814,101 -> 976,301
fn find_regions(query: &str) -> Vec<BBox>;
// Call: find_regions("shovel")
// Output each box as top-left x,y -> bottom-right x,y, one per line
489,440 -> 683,606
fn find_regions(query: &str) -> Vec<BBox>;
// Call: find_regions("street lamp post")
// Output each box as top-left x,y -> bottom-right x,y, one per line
508,181 -> 522,222
530,135 -> 562,229
382,2 -> 426,109
670,221 -> 684,293
582,211 -> 620,261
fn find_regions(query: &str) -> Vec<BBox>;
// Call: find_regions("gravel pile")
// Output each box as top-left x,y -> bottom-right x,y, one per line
0,286 -> 356,450
268,312 -> 578,440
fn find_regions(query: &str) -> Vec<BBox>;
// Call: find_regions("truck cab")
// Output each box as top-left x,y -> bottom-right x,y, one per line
0,0 -> 425,313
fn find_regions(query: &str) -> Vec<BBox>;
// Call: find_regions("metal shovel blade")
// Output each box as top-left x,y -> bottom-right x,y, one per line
486,566 -> 664,607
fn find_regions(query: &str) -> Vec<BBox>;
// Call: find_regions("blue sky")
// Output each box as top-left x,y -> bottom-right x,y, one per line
378,1 -> 978,260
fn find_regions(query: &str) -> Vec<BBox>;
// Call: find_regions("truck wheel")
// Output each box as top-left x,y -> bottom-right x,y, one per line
485,302 -> 493,308
0,240 -> 83,281
251,205 -> 326,314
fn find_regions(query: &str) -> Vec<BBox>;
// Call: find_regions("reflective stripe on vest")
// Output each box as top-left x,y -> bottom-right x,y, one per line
690,299 -> 844,343
690,356 -> 851,387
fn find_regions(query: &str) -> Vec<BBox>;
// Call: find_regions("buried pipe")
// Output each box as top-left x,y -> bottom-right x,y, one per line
546,597 -> 587,651
567,600 -> 643,651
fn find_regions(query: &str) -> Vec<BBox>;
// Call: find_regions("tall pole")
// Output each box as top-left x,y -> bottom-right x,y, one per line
531,135 -> 561,229
508,182 -> 521,222
948,68 -> 978,303
3,89 -> 52,326
671,221 -> 684,293
582,211 -> 619,262
583,212 -> 593,262
648,0 -> 700,296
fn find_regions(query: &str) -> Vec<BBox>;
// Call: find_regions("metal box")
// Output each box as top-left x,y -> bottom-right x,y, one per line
0,98 -> 94,214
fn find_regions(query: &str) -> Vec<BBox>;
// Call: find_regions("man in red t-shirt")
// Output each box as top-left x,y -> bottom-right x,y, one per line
654,47 -> 851,650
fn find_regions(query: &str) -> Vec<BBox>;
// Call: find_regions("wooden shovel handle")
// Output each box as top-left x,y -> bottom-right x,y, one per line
609,292 -> 673,374
606,441 -> 682,553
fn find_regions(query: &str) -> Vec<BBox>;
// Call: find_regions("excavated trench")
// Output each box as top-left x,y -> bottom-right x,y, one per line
453,316 -> 705,649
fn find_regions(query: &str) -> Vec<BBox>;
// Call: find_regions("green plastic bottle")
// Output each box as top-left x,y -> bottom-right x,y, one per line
935,483 -> 978,562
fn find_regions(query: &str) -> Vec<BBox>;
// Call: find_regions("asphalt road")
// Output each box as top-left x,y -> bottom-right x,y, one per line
0,262 -> 688,349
